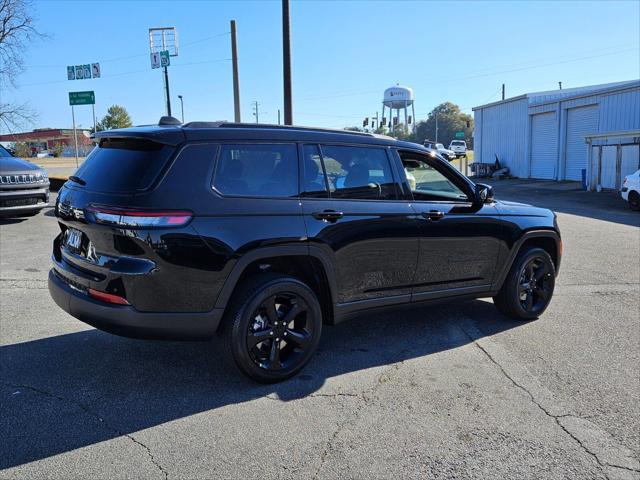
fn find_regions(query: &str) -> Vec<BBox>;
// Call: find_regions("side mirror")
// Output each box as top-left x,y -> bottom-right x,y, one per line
475,183 -> 494,204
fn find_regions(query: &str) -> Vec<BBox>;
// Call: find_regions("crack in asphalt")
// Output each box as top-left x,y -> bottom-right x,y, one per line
311,359 -> 406,479
457,321 -> 640,480
2,381 -> 169,480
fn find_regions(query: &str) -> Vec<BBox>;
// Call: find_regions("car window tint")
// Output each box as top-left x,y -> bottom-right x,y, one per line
320,145 -> 397,200
214,144 -> 298,197
402,157 -> 468,202
301,144 -> 328,198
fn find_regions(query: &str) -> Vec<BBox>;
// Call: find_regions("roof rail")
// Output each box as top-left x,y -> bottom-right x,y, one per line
183,121 -> 377,137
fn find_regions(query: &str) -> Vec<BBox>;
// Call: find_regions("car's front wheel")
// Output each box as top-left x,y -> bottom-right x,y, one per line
219,274 -> 323,383
493,247 -> 556,320
628,191 -> 640,211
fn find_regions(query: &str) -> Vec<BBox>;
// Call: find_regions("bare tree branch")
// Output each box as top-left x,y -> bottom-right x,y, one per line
0,0 -> 45,133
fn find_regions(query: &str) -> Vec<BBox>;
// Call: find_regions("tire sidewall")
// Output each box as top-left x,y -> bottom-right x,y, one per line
229,277 -> 322,382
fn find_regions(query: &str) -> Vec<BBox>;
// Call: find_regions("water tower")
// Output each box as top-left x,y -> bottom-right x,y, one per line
382,84 -> 415,133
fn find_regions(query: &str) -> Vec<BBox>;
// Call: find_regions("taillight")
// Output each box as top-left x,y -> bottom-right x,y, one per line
86,206 -> 192,228
88,288 -> 130,305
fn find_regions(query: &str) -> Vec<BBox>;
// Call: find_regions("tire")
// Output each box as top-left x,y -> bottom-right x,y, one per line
218,273 -> 323,383
493,247 -> 556,321
628,191 -> 640,211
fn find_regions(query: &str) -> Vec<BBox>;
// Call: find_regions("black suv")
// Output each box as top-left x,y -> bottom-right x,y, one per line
49,119 -> 561,382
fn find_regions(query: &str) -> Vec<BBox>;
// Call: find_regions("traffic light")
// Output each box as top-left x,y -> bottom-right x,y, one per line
408,115 -> 413,124
393,117 -> 398,126
363,117 -> 369,128
466,120 -> 470,128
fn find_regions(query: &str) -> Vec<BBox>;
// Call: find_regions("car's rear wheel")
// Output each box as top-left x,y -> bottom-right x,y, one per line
219,274 -> 322,383
628,191 -> 640,211
493,247 -> 555,320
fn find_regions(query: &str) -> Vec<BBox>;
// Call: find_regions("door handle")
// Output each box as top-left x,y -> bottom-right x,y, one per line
422,210 -> 445,221
312,210 -> 344,222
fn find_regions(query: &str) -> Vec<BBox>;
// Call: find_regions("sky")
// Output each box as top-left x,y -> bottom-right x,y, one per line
4,0 -> 640,133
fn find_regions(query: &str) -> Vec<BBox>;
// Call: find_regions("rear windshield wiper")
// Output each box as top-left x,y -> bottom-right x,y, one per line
68,175 -> 86,186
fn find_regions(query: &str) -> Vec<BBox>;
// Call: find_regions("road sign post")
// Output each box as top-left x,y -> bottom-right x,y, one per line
68,91 -> 96,166
149,27 -> 178,117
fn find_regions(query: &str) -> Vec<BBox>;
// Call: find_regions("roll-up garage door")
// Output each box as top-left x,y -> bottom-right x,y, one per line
565,105 -> 599,181
530,112 -> 558,179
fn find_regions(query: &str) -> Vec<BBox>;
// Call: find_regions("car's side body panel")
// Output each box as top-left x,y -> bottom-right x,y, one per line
49,124 -> 562,340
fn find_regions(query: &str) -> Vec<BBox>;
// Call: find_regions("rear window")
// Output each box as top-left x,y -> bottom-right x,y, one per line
451,141 -> 465,146
213,143 -> 298,197
73,138 -> 173,193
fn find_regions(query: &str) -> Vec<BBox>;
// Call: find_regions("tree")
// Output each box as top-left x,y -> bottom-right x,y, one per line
0,0 -> 44,132
96,105 -> 133,131
411,102 -> 473,148
13,141 -> 31,158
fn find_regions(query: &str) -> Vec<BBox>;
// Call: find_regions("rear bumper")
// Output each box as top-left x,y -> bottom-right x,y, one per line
48,269 -> 224,340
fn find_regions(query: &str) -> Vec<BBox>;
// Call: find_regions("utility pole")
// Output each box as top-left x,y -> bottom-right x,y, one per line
558,81 -> 562,90
277,109 -> 281,125
252,101 -> 260,124
164,65 -> 172,116
435,112 -> 439,143
501,83 -> 505,101
282,0 -> 293,125
230,20 -> 241,122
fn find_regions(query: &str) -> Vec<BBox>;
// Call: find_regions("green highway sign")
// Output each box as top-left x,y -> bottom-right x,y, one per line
455,131 -> 465,138
69,91 -> 95,106
160,50 -> 170,67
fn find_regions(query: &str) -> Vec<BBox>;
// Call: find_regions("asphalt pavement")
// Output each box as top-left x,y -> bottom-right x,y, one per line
0,184 -> 638,479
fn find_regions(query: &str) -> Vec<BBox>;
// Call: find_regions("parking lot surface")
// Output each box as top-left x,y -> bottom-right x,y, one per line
1,183 -> 638,479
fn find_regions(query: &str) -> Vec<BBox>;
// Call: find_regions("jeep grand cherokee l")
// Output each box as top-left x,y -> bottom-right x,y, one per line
0,145 -> 50,216
49,118 -> 562,383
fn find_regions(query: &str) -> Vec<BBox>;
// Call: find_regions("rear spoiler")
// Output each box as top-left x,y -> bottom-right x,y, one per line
92,126 -> 186,146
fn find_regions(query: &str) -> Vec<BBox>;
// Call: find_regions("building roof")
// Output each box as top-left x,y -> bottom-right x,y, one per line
472,79 -> 640,111
0,128 -> 91,142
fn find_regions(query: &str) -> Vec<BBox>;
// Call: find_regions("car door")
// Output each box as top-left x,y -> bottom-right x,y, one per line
395,149 -> 503,300
300,143 -> 419,306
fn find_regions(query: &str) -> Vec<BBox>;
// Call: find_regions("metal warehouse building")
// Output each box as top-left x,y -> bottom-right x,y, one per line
473,80 -> 640,190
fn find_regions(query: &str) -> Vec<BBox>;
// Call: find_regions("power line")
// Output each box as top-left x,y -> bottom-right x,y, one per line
19,58 -> 231,88
293,44 -> 639,103
24,31 -> 230,69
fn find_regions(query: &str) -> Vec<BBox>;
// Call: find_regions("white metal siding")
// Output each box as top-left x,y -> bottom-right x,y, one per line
565,105 -> 599,180
600,146 -> 617,189
530,112 -> 557,179
476,98 -> 528,176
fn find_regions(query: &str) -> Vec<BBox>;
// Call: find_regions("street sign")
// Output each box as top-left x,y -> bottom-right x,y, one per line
69,91 -> 95,106
83,64 -> 91,79
160,50 -> 170,67
75,65 -> 84,80
67,66 -> 75,80
150,52 -> 161,69
455,131 -> 465,138
91,63 -> 101,78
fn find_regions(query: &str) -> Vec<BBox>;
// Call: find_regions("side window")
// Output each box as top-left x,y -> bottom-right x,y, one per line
402,156 -> 469,202
214,144 -> 298,197
301,144 -> 328,198
320,145 -> 397,200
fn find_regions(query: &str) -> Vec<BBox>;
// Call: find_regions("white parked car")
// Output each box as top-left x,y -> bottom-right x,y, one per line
423,140 -> 455,161
449,140 -> 467,158
621,169 -> 640,210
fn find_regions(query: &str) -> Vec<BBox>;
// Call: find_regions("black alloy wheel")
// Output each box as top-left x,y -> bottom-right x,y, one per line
246,293 -> 314,371
494,247 -> 556,320
220,274 -> 322,383
517,256 -> 553,315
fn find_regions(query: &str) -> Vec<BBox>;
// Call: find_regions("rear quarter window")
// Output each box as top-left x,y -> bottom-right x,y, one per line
73,138 -> 174,193
213,143 -> 298,197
